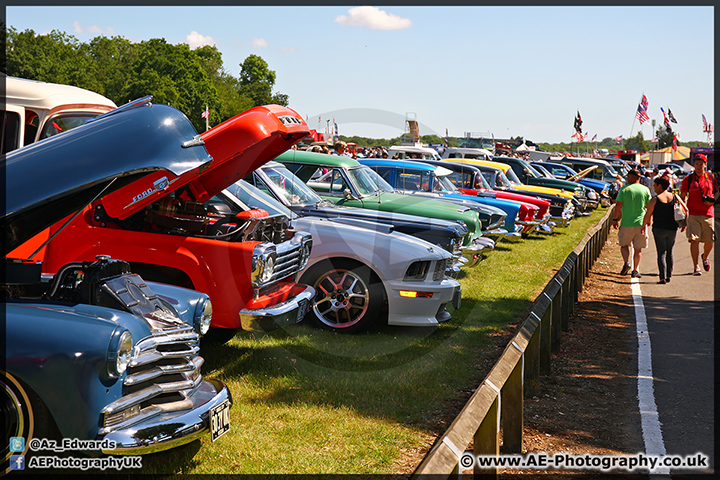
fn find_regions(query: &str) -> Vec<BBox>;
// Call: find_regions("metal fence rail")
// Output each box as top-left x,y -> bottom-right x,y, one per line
413,206 -> 615,478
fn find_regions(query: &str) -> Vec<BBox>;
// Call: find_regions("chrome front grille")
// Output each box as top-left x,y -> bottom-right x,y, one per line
270,242 -> 302,283
99,325 -> 202,433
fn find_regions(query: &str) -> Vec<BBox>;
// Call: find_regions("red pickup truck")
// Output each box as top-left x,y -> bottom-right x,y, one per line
11,99 -> 315,340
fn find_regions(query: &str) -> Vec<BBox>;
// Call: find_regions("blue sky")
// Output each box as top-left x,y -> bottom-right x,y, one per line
7,5 -> 715,144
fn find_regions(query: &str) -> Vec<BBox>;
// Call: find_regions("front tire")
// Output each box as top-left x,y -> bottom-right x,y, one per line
301,259 -> 384,333
2,372 -> 55,472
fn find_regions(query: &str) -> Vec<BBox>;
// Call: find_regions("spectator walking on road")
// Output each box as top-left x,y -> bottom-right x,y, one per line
643,177 -> 688,284
643,168 -> 659,196
613,168 -> 652,278
679,154 -> 717,275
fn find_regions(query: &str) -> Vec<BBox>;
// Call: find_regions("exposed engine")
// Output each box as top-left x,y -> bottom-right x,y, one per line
3,256 -> 183,330
92,194 -> 291,244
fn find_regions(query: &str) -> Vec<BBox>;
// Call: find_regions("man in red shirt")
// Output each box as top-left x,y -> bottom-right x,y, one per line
680,154 -> 717,275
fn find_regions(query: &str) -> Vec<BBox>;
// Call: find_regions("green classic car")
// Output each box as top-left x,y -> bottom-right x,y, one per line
276,150 -> 495,266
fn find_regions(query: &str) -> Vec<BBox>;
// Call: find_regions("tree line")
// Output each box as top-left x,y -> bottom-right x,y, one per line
4,26 -> 288,132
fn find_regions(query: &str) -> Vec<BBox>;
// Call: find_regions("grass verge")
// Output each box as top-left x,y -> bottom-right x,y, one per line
137,208 -> 607,474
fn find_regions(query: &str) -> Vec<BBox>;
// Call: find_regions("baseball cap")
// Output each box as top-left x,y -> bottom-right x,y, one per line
694,153 -> 708,163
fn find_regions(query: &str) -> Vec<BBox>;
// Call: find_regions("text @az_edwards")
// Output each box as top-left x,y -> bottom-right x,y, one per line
28,437 -> 117,453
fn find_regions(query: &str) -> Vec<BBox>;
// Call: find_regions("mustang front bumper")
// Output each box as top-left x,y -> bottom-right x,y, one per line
386,277 -> 462,327
100,378 -> 231,455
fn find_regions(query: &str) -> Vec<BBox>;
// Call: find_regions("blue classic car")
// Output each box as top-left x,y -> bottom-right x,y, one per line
358,158 -> 541,239
2,100 -> 232,462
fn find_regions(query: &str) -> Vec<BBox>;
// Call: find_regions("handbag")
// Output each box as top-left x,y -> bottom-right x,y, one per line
673,194 -> 687,227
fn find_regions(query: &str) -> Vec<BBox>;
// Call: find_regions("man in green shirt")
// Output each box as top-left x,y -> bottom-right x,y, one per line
612,168 -> 652,278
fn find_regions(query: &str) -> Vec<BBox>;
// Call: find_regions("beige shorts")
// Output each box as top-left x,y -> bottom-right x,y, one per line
618,225 -> 648,248
686,215 -> 715,243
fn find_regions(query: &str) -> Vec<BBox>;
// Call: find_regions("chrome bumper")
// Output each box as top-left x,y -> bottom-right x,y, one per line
480,227 -> 509,243
461,242 -> 487,267
550,215 -> 572,227
239,285 -> 315,332
100,378 -> 231,455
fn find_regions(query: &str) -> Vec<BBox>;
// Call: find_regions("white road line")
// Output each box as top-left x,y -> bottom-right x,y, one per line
631,278 -> 670,476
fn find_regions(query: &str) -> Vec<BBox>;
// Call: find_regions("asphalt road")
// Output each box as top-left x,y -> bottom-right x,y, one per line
634,222 -> 715,474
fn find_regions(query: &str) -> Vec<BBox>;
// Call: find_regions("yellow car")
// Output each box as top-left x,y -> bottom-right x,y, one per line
447,158 -> 576,199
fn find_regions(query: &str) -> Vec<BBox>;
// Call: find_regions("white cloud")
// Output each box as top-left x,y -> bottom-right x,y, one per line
72,21 -> 103,35
252,38 -> 269,48
335,6 -> 412,30
281,46 -> 296,54
186,31 -> 217,49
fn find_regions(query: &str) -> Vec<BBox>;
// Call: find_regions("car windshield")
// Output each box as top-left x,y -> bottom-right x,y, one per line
348,166 -> 392,195
525,163 -> 544,178
39,113 -> 101,140
473,171 -> 492,190
533,164 -> 554,179
366,169 -> 396,193
605,164 -> 619,177
226,179 -> 297,219
259,165 -> 322,206
435,174 -> 458,192
502,167 -> 523,186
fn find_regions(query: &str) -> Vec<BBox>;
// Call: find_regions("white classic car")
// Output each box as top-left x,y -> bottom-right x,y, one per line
1,75 -> 117,154
211,180 -> 462,333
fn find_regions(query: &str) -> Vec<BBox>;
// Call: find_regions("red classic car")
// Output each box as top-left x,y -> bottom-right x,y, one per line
11,99 -> 314,339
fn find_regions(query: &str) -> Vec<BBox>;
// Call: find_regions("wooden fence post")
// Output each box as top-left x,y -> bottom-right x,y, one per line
501,354 -> 524,454
474,393 -> 500,478
524,316 -> 541,397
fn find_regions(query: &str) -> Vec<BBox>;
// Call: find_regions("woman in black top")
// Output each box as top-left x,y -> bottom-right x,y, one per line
643,176 -> 688,284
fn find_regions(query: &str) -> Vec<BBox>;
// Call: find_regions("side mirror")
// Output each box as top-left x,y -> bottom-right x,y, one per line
343,188 -> 355,200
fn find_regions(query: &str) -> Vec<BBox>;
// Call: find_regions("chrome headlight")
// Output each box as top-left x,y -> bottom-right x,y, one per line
251,243 -> 277,286
108,329 -> 133,377
291,232 -> 313,270
194,296 -> 213,336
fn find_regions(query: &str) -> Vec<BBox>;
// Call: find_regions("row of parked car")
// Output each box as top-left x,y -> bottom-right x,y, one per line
1,75 -> 615,467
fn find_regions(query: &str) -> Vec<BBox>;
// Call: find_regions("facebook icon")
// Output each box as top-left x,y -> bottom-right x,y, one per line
10,455 -> 25,470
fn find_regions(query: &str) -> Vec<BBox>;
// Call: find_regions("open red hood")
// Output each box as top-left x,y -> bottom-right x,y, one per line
100,104 -> 308,220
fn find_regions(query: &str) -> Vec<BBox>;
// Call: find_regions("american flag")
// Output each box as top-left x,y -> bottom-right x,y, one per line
201,106 -> 209,119
635,105 -> 649,124
614,135 -> 623,142
635,94 -> 649,124
591,134 -> 597,142
651,137 -> 659,143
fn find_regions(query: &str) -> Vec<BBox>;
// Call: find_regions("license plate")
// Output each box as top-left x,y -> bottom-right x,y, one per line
210,400 -> 230,442
296,299 -> 309,323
